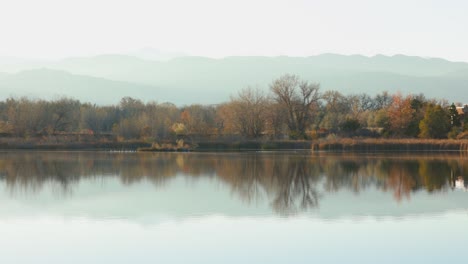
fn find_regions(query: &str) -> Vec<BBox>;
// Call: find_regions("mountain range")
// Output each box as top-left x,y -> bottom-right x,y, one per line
0,53 -> 467,105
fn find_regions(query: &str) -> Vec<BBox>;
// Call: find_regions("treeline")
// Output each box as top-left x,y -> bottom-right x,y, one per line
0,74 -> 467,141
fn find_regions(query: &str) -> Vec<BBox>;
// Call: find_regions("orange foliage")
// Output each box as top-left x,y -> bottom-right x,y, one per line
387,93 -> 415,136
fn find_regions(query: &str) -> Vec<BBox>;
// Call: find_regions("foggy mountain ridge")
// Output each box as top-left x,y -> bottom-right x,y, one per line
0,68 -> 162,105
0,53 -> 467,104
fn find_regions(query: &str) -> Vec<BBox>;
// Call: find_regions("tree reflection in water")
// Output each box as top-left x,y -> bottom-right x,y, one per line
269,156 -> 321,215
0,152 -> 466,215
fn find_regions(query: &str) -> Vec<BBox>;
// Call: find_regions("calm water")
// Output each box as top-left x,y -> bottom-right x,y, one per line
0,151 -> 467,263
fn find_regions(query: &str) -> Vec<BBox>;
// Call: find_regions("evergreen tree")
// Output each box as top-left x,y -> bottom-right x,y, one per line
448,103 -> 461,127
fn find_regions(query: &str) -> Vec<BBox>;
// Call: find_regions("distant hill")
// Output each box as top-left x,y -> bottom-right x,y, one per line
0,69 -> 162,105
0,54 -> 468,104
51,53 -> 468,78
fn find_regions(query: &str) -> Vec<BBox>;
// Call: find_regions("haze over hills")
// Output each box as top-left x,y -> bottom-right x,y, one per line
0,53 -> 467,105
0,69 -> 161,105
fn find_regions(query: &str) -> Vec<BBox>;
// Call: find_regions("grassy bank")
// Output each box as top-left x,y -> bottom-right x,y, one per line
196,139 -> 468,152
196,141 -> 313,151
1,136 -> 468,152
0,137 -> 151,151
314,138 -> 468,152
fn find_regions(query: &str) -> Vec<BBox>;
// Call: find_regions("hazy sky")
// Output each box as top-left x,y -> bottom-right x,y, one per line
1,0 -> 467,61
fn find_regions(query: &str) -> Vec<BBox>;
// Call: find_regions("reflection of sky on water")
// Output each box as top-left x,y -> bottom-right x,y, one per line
1,213 -> 467,264
0,152 -> 468,263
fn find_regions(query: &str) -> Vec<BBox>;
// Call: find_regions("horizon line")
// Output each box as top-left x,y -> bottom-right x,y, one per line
1,52 -> 467,64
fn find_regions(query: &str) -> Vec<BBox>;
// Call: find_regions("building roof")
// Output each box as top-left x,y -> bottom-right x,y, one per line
456,105 -> 468,115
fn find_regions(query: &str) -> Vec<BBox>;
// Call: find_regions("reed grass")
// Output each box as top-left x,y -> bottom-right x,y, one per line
315,138 -> 468,152
1,135 -> 468,152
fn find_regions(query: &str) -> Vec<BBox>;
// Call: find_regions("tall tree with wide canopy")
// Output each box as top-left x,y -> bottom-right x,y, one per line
270,74 -> 321,139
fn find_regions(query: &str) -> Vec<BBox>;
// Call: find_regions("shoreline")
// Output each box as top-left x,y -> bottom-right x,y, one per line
0,138 -> 468,152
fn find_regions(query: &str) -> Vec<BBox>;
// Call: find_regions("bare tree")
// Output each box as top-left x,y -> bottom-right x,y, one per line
320,90 -> 349,131
270,74 -> 320,139
222,87 -> 270,138
48,98 -> 81,133
180,104 -> 217,136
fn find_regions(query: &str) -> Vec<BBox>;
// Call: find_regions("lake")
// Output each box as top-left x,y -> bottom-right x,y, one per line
0,151 -> 467,263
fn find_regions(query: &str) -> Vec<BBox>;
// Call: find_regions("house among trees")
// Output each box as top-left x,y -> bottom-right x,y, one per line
457,104 -> 468,127
456,105 -> 468,117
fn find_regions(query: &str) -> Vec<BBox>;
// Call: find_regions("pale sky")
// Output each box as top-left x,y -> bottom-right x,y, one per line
0,0 -> 467,61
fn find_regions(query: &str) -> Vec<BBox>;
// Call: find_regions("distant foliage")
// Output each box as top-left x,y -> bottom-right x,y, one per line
0,75 -> 465,141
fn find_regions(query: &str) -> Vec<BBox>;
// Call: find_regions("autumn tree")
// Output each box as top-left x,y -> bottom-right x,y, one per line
270,74 -> 320,139
215,103 -> 234,136
387,93 -> 415,137
221,87 -> 270,138
6,98 -> 48,136
48,98 -> 81,133
112,97 -> 143,139
81,104 -> 102,133
180,105 -> 217,136
81,105 -> 119,134
264,102 -> 287,139
145,102 -> 180,140
113,118 -> 141,139
119,97 -> 145,119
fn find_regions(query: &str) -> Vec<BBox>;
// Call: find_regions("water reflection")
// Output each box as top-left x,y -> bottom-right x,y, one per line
455,176 -> 467,190
0,151 -> 467,215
